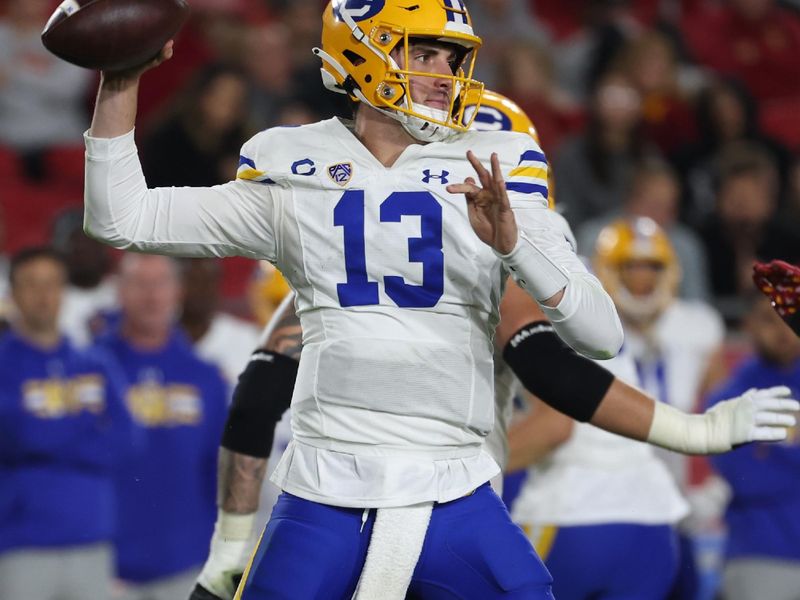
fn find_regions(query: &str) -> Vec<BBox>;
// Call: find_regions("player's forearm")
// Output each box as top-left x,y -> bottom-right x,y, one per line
89,75 -> 140,139
589,378 -> 655,442
506,399 -> 574,472
217,447 -> 268,513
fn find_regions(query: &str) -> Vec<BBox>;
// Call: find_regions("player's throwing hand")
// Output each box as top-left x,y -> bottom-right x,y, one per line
447,151 -> 519,255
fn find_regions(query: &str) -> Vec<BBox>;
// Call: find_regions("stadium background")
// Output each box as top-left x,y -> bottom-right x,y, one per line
2,1 -> 800,599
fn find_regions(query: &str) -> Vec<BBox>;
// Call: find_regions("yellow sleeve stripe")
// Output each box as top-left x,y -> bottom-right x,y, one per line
237,167 -> 268,181
509,166 -> 548,180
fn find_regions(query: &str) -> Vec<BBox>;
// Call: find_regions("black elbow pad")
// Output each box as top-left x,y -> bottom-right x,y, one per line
502,321 -> 614,422
221,350 -> 299,458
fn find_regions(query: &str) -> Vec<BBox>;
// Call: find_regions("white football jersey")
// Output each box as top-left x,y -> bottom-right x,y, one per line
511,349 -> 690,526
84,117 -> 611,508
624,299 -> 724,488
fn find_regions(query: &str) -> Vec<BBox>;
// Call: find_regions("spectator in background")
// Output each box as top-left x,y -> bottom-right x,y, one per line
577,159 -> 711,301
546,0 -> 643,104
244,23 -> 298,127
707,292 -> 800,600
674,78 -> 791,226
614,31 -> 697,157
141,64 -> 253,188
699,143 -> 800,322
95,254 -> 227,600
0,0 -> 92,176
494,39 -> 582,152
280,3 -> 350,120
0,202 -> 11,328
0,247 -> 136,600
684,0 -> 800,104
179,257 -> 260,388
467,0 -> 550,90
555,70 -> 658,229
51,209 -> 118,348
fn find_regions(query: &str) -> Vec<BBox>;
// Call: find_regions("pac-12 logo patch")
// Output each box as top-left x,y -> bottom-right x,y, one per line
327,162 -> 353,186
332,0 -> 385,22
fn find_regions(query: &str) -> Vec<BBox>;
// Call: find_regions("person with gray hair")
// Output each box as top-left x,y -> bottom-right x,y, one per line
93,253 -> 228,600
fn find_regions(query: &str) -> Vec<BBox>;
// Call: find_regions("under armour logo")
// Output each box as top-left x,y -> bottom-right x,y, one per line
422,169 -> 449,184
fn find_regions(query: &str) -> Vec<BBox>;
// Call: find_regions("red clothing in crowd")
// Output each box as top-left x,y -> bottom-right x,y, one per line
685,4 -> 800,103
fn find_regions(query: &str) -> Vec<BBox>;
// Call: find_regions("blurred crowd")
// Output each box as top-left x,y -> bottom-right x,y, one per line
1,0 -> 800,599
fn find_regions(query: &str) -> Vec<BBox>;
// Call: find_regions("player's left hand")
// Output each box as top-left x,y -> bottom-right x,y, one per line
706,386 -> 799,451
447,151 -> 518,255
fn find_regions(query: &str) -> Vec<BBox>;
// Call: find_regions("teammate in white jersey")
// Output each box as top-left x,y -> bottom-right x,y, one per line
83,2 -> 797,599
593,216 -> 730,598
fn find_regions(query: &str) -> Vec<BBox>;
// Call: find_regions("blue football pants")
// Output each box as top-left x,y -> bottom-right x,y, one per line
237,483 -> 554,599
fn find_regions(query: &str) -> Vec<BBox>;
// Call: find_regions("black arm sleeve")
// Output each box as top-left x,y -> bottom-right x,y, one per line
502,321 -> 615,422
221,350 -> 299,458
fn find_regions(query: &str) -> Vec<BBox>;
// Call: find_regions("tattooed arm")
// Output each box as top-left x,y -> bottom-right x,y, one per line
193,293 -> 301,600
217,292 -> 301,513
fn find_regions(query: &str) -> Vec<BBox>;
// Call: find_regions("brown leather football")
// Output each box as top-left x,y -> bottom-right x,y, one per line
41,0 -> 190,72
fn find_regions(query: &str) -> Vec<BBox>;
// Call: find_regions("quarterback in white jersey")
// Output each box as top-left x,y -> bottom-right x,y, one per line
82,1 -> 798,598
84,1 -> 623,598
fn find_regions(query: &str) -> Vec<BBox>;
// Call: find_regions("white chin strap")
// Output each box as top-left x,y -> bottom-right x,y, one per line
397,104 -> 459,143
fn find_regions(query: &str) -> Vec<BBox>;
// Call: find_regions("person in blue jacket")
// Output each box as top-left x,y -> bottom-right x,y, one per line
96,253 -> 227,600
707,292 -> 800,600
0,246 -> 137,600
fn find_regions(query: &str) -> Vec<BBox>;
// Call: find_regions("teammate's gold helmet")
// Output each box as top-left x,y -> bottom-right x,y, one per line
594,217 -> 681,324
316,0 -> 483,142
465,89 -> 540,144
464,89 -> 556,209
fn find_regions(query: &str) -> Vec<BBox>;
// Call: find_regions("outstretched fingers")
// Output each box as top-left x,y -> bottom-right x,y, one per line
750,427 -> 789,442
490,152 -> 510,210
466,150 -> 493,190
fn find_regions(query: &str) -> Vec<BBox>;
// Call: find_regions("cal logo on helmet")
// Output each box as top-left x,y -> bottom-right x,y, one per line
333,0 -> 386,23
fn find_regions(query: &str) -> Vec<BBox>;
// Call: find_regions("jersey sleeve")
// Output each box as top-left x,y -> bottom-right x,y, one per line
497,136 -> 623,359
84,129 -> 280,262
504,143 -> 549,209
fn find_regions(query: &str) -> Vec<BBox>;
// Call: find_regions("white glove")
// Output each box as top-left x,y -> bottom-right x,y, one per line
196,511 -> 256,600
647,386 -> 799,455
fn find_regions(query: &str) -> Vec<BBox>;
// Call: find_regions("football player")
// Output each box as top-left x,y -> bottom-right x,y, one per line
192,97 -> 797,600
83,2 -> 795,599
508,218 -> 722,599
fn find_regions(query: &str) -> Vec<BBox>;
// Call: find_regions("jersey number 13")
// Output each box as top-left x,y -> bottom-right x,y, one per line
334,190 -> 443,308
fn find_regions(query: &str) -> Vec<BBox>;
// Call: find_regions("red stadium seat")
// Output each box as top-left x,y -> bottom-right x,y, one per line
0,146 -> 22,181
2,181 -> 82,253
760,98 -> 800,149
43,145 -> 86,191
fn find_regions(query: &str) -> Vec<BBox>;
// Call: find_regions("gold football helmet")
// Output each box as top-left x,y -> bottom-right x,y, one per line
316,0 -> 483,141
594,217 -> 681,325
465,89 -> 540,144
247,262 -> 292,327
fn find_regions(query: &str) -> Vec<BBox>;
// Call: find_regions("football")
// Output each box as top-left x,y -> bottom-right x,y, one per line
41,0 -> 190,72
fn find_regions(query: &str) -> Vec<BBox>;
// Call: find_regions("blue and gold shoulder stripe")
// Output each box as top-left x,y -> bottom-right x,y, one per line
506,149 -> 548,200
237,156 -> 276,184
